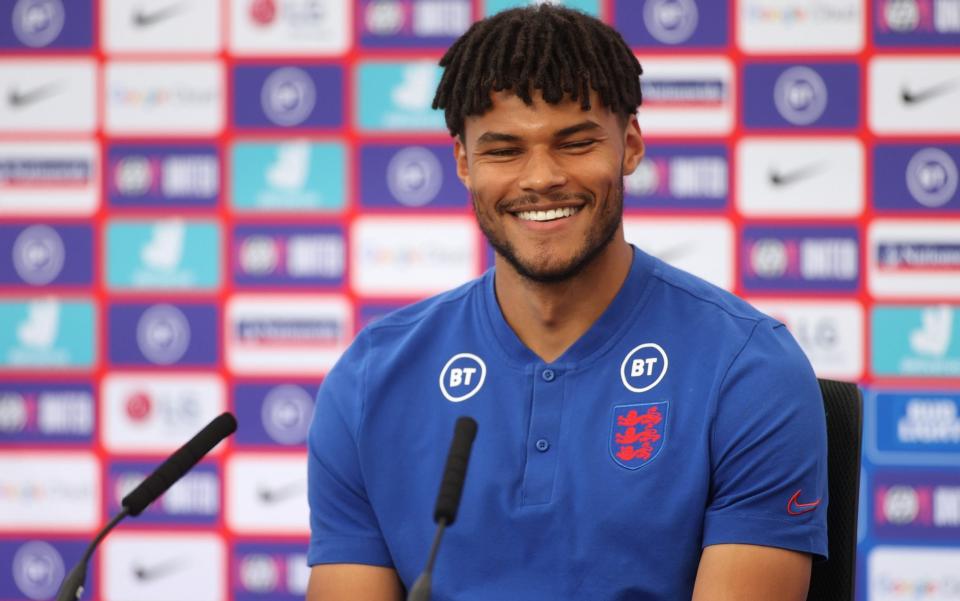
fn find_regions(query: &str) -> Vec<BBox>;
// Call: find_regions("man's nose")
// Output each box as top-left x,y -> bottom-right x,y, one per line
518,149 -> 567,194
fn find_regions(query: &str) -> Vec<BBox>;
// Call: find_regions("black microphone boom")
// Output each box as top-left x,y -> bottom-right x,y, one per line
55,412 -> 238,601
408,416 -> 478,601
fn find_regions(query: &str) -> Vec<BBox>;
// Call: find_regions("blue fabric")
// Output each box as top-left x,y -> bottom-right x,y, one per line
307,246 -> 828,599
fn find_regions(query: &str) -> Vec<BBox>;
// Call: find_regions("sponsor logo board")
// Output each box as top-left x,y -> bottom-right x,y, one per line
233,542 -> 310,601
624,144 -> 728,211
107,460 -> 219,524
0,224 -> 93,287
226,294 -> 351,375
738,0 -> 864,53
741,225 -> 860,292
873,469 -> 960,541
225,454 -> 309,535
869,57 -> 960,134
624,217 -> 734,290
736,137 -> 864,217
101,532 -> 225,601
874,0 -> 960,46
635,56 -> 735,136
105,61 -> 224,136
868,220 -> 960,298
351,216 -> 478,297
102,0 -> 220,52
233,383 -> 317,447
0,59 -> 96,132
101,372 -> 226,454
0,0 -> 93,50
233,224 -> 345,288
868,546 -> 960,601
0,452 -> 99,532
874,144 -> 960,212
107,143 -> 219,209
106,219 -> 221,291
0,140 -> 100,216
231,0 -> 349,55
356,61 -> 445,131
872,305 -> 960,377
0,298 -> 95,369
868,390 -> 960,465
615,0 -> 728,47
233,65 -> 343,129
359,144 -> 465,209
749,299 -> 864,380
0,382 -> 94,444
107,303 -> 218,368
743,63 -> 860,129
231,140 -> 346,213
359,0 -> 469,47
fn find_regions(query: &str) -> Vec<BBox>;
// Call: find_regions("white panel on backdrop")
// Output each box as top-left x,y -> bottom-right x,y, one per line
0,60 -> 96,133
737,137 -> 865,217
226,294 -> 352,375
351,216 -> 479,297
105,61 -> 225,136
0,452 -> 99,532
869,57 -> 960,134
749,299 -> 864,381
102,532 -> 225,601
623,217 -> 734,290
634,57 -> 735,136
103,0 -> 221,53
868,546 -> 960,601
229,0 -> 351,55
737,0 -> 865,54
226,453 -> 309,535
101,373 -> 226,454
868,219 -> 960,298
0,140 -> 100,216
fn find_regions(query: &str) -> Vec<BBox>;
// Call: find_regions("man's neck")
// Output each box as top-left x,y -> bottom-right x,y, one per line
494,239 -> 634,363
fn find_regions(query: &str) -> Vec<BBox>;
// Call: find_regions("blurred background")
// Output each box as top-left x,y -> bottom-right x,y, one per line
0,0 -> 959,600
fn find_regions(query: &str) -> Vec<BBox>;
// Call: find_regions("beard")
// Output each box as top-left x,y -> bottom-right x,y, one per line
472,176 -> 624,284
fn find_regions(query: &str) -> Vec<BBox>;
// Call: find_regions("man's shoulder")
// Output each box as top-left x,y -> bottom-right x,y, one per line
363,272 -> 488,339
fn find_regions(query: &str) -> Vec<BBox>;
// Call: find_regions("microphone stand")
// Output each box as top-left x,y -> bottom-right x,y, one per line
55,507 -> 130,601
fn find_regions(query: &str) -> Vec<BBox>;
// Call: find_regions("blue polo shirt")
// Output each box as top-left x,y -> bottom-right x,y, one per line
307,246 -> 828,599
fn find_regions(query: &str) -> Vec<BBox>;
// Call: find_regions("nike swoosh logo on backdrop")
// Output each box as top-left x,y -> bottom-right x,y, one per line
787,489 -> 821,516
257,480 -> 305,504
7,82 -> 61,108
649,241 -> 697,264
901,79 -> 959,105
132,2 -> 185,28
768,161 -> 827,188
132,557 -> 185,583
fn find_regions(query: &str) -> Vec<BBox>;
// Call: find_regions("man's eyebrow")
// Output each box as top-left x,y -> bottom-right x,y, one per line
553,120 -> 602,139
474,131 -> 522,146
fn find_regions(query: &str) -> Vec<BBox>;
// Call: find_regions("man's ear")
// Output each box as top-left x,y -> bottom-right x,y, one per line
621,115 -> 645,176
454,136 -> 471,189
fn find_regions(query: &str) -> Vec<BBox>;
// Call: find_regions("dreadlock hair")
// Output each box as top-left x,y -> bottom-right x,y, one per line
431,4 -> 643,139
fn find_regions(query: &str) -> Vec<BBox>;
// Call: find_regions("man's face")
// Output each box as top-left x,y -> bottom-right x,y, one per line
455,90 -> 644,283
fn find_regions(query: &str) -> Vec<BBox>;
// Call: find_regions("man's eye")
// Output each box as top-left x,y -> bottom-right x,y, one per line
486,148 -> 520,157
564,139 -> 596,150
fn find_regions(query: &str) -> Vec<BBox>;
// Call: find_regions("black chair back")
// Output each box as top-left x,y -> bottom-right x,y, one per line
807,379 -> 863,601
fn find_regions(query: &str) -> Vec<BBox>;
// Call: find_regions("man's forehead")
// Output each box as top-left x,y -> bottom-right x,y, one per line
463,88 -> 615,138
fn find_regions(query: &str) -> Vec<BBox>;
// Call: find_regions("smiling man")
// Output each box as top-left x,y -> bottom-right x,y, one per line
306,5 -> 827,601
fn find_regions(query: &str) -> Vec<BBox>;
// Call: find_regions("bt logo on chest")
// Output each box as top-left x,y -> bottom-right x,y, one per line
439,353 -> 487,402
620,343 -> 669,393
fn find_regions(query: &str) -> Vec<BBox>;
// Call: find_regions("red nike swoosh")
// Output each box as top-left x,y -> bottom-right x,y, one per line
787,489 -> 821,516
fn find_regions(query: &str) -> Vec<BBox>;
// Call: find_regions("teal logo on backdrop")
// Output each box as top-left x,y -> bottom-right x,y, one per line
872,305 -> 960,377
484,0 -> 600,16
0,298 -> 95,368
231,141 -> 346,212
356,62 -> 446,132
106,220 -> 221,290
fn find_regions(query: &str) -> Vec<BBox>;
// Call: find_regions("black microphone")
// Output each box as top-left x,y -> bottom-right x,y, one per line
407,416 -> 478,601
56,412 -> 238,601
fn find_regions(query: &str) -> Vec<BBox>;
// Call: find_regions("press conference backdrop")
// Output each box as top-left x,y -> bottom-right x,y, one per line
1,0 -> 959,599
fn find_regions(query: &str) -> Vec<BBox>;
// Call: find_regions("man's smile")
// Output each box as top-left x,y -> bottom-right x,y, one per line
514,206 -> 582,222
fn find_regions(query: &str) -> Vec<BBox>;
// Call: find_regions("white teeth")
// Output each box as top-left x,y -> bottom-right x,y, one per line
516,206 -> 580,222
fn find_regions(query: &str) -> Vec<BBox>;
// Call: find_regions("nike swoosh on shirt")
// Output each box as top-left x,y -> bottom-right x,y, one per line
768,162 -> 827,188
132,2 -> 186,28
132,557 -> 186,583
7,82 -> 61,108
901,79 -> 959,105
257,480 -> 305,504
787,489 -> 821,516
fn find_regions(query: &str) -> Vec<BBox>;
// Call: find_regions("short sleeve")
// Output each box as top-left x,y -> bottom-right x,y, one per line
307,331 -> 394,567
703,320 -> 829,560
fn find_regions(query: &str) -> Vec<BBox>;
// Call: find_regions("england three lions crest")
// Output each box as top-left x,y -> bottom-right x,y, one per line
610,402 -> 668,470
